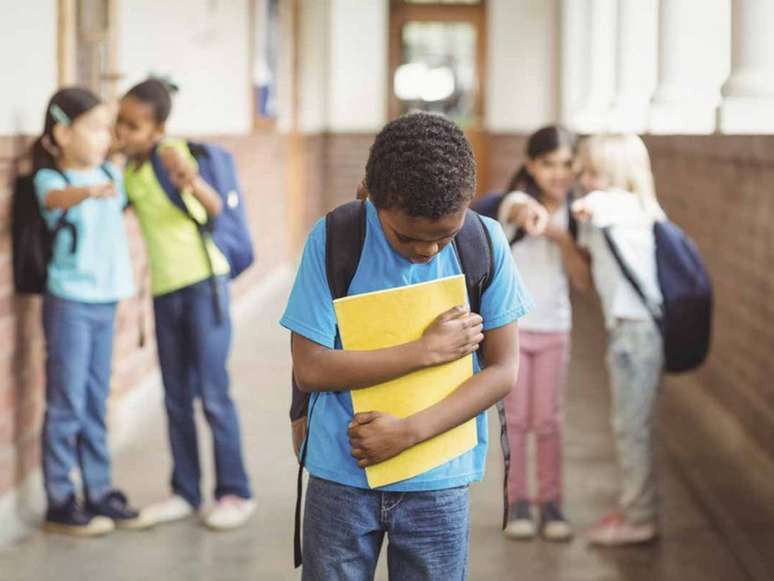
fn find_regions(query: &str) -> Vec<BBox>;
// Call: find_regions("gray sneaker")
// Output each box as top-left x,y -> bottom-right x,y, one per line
504,499 -> 537,540
540,501 -> 573,541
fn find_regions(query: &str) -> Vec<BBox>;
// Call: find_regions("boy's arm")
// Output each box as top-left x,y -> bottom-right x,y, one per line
347,321 -> 518,467
292,305 -> 484,393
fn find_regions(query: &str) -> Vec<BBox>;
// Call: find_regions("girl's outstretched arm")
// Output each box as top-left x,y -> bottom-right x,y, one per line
44,182 -> 117,210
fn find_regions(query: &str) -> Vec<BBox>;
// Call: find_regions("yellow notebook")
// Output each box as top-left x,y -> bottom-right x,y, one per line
333,274 -> 477,488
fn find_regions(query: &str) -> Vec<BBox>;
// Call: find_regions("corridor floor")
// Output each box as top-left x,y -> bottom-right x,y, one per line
1,279 -> 771,581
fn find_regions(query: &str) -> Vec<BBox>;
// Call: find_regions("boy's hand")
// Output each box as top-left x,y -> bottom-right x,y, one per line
348,412 -> 417,467
160,147 -> 198,190
508,199 -> 549,236
419,306 -> 484,367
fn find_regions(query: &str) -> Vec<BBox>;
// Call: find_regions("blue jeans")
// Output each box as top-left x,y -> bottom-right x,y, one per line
607,318 -> 664,525
42,295 -> 116,505
302,476 -> 470,581
153,277 -> 251,507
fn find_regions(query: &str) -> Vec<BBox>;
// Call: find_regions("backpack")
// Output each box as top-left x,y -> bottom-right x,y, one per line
12,165 -> 112,295
290,200 -> 517,567
471,190 -> 578,245
150,141 -> 255,279
603,220 -> 713,373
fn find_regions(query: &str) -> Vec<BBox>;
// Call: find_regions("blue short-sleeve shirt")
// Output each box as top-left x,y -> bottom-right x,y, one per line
34,164 -> 135,303
281,200 -> 531,491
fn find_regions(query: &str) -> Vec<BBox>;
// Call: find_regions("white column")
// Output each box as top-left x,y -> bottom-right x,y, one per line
559,0 -> 589,128
607,0 -> 658,133
718,0 -> 774,133
650,0 -> 731,134
570,0 -> 616,133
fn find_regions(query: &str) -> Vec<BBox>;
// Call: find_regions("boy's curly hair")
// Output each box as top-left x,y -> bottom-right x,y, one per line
365,112 -> 476,219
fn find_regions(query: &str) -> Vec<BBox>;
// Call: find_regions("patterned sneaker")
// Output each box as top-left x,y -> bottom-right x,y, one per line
586,512 -> 657,546
142,495 -> 196,526
539,501 -> 573,541
87,490 -> 154,530
43,495 -> 115,537
504,499 -> 537,540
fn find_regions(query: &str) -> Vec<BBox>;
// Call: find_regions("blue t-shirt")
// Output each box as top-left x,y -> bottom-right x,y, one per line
34,164 -> 135,303
280,200 -> 532,492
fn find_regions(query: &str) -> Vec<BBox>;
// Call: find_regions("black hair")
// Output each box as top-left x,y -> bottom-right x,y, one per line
506,125 -> 576,200
32,87 -> 102,172
365,112 -> 476,220
125,76 -> 179,124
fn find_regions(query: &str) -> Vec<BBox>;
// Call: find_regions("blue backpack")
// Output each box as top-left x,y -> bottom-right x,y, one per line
150,141 -> 255,279
603,220 -> 713,373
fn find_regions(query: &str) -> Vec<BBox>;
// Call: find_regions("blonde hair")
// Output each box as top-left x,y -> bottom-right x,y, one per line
579,133 -> 665,219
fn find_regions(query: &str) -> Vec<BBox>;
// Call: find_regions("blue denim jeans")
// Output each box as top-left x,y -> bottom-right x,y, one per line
607,318 -> 664,525
302,476 -> 470,581
42,295 -> 116,505
153,276 -> 251,507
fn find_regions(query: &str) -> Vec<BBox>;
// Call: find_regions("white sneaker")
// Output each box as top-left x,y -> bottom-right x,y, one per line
203,496 -> 256,531
503,500 -> 537,540
142,495 -> 195,526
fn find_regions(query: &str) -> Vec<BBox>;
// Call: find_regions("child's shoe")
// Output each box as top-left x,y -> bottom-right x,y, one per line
87,489 -> 154,530
503,499 -> 537,540
203,495 -> 256,531
586,511 -> 657,546
142,494 -> 196,526
43,495 -> 115,537
539,500 -> 573,541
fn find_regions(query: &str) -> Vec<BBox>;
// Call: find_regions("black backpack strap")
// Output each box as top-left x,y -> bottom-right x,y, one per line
602,227 -> 662,329
50,169 -> 78,254
293,199 -> 367,568
567,191 -> 578,241
325,200 -> 367,300
453,209 -> 494,317
453,210 -> 517,529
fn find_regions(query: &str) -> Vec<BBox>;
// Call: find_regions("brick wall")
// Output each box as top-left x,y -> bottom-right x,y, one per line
644,135 -> 774,458
0,132 -> 288,499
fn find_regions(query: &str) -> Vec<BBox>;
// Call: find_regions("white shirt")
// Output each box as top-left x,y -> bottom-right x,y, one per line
577,189 -> 663,330
498,191 -> 572,332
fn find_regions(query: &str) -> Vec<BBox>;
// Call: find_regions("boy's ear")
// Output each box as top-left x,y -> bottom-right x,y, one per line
356,181 -> 369,200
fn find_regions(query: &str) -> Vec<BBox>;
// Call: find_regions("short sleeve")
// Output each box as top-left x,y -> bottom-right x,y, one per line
478,217 -> 533,331
33,169 -> 67,224
280,219 -> 338,349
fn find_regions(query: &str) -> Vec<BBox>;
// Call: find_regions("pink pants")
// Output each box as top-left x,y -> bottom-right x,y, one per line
503,330 -> 569,505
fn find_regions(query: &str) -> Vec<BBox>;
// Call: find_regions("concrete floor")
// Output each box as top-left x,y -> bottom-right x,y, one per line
1,280 -> 772,581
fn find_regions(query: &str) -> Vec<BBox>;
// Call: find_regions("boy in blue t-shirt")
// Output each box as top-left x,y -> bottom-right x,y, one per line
281,112 -> 531,580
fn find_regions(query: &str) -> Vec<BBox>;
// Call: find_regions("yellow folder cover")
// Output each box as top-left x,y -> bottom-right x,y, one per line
333,274 -> 477,488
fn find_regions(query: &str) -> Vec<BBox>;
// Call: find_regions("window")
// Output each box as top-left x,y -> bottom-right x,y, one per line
252,0 -> 280,126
